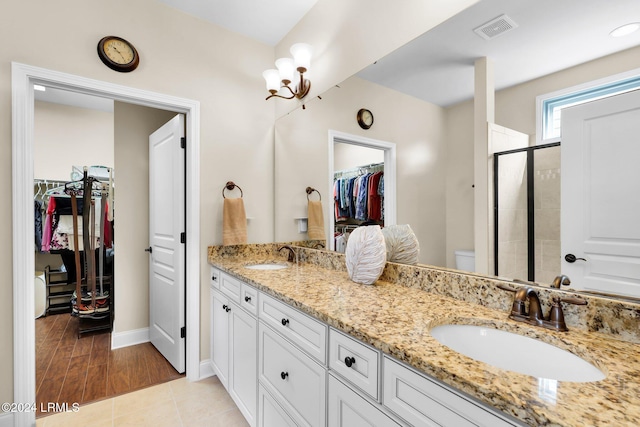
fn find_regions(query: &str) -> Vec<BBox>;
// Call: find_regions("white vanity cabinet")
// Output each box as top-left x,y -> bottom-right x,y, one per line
258,323 -> 326,427
383,357 -> 519,427
328,374 -> 401,427
210,265 -> 523,427
210,279 -> 257,427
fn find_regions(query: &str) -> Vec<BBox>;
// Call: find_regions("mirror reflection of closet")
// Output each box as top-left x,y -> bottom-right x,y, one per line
329,136 -> 396,252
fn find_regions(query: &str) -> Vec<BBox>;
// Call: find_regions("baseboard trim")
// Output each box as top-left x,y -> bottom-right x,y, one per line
0,411 -> 14,427
111,327 -> 150,350
199,359 -> 215,380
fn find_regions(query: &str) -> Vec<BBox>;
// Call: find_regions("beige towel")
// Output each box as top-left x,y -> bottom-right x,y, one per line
223,198 -> 247,245
307,200 -> 325,240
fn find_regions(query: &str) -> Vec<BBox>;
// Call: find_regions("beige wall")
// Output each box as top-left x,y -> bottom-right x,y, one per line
275,76 -> 448,266
445,46 -> 640,269
2,0 -> 274,405
113,102 -> 176,334
34,101 -> 114,180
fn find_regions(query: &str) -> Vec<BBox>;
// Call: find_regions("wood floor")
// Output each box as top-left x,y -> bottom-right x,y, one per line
36,313 -> 183,418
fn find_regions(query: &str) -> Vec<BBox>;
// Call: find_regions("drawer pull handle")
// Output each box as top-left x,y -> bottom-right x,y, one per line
222,304 -> 231,312
344,356 -> 356,368
280,371 -> 289,380
281,318 -> 289,326
244,296 -> 252,302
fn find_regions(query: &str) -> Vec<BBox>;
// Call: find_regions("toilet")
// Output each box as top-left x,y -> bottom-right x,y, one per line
454,250 -> 475,272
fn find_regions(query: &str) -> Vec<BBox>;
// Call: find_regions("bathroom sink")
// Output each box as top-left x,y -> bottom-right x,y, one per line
244,262 -> 289,270
430,324 -> 605,382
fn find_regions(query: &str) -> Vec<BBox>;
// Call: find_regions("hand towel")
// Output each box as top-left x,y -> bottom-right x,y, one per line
223,197 -> 247,245
307,200 -> 325,240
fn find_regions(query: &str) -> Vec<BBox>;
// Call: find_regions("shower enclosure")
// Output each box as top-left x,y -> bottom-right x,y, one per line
493,142 -> 561,284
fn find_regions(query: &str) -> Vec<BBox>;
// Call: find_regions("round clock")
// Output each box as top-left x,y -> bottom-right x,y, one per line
97,36 -> 139,72
357,108 -> 374,129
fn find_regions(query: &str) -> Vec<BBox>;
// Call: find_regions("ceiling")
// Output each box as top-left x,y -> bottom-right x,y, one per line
36,0 -> 640,108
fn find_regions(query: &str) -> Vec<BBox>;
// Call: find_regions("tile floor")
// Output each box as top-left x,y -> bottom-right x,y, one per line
36,376 -> 249,427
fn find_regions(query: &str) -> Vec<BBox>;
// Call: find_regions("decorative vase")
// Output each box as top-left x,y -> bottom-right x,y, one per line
381,224 -> 420,265
345,225 -> 387,285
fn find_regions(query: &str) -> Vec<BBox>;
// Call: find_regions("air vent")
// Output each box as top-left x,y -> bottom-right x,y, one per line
474,14 -> 518,40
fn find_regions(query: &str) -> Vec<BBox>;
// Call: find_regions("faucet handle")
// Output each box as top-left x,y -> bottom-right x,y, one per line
547,296 -> 587,332
497,284 -> 518,293
559,296 -> 587,306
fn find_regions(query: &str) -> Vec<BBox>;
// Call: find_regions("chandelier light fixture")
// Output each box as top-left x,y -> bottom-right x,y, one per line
263,43 -> 312,101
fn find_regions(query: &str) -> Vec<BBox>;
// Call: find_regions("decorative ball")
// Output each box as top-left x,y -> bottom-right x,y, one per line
381,224 -> 420,265
345,226 -> 387,285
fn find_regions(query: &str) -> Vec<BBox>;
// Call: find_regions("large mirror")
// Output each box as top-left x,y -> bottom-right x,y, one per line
274,0 -> 640,300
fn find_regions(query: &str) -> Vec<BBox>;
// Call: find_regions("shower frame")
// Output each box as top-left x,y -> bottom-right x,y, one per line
493,141 -> 560,281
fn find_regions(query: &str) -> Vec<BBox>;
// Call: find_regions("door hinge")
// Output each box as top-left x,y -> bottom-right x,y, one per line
180,326 -> 186,338
180,137 -> 186,149
180,232 -> 186,244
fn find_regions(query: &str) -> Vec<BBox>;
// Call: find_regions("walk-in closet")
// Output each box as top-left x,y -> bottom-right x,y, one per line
332,143 -> 385,253
33,88 -> 182,417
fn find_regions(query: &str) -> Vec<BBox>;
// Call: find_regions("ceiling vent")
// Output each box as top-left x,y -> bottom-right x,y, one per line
473,14 -> 518,40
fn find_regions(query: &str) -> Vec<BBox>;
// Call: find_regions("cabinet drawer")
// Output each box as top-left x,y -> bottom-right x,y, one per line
329,374 -> 401,427
383,357 -> 516,427
258,385 -> 298,427
210,267 -> 221,289
329,328 -> 380,401
241,283 -> 259,316
259,323 -> 326,427
220,272 -> 242,302
259,293 -> 327,364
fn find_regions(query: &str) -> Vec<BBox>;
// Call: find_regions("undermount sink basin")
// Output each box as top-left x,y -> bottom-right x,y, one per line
244,262 -> 289,270
430,324 -> 605,382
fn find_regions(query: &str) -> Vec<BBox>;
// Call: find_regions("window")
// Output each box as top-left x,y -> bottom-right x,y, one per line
536,69 -> 640,144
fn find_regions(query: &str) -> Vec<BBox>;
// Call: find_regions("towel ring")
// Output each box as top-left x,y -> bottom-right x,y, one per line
222,181 -> 243,198
306,187 -> 321,201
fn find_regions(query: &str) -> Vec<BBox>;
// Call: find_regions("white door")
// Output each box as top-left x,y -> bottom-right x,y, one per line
562,90 -> 640,297
149,114 -> 186,372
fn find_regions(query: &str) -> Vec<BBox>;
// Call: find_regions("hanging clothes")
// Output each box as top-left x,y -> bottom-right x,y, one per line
367,172 -> 383,221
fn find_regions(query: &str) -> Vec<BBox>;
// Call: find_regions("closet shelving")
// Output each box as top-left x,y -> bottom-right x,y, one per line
39,167 -> 115,337
44,265 -> 72,315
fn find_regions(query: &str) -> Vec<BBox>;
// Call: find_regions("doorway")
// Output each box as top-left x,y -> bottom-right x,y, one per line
12,62 -> 201,427
327,130 -> 397,250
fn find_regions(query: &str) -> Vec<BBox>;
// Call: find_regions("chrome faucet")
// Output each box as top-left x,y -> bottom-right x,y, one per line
551,275 -> 571,288
278,245 -> 298,263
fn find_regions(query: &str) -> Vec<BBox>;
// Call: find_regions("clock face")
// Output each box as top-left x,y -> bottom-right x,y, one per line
104,38 -> 135,65
357,108 -> 374,129
97,36 -> 139,72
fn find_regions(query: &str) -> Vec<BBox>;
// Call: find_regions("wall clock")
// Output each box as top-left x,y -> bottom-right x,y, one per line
357,108 -> 374,129
97,36 -> 140,72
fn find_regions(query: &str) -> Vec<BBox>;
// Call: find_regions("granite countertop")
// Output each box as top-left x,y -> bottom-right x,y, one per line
208,251 -> 640,427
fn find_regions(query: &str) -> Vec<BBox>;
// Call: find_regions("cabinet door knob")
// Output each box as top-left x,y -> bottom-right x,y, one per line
212,275 -> 217,281
222,304 -> 230,312
281,318 -> 289,326
345,356 -> 356,368
280,371 -> 289,380
245,296 -> 251,302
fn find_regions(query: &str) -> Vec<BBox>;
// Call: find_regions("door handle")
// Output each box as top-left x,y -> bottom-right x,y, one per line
565,254 -> 586,263
145,246 -> 153,253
